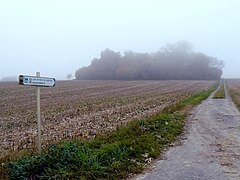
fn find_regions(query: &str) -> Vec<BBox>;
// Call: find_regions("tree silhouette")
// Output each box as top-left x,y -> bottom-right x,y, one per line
75,42 -> 224,80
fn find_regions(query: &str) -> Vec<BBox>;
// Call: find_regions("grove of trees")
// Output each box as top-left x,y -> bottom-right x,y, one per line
75,42 -> 224,80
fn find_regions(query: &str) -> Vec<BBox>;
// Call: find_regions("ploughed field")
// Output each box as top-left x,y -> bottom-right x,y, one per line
0,80 -> 215,158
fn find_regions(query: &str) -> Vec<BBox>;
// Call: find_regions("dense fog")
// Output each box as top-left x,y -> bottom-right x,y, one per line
75,42 -> 224,80
1,76 -> 17,82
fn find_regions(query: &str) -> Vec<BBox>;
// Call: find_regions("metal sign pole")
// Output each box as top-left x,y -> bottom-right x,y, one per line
36,72 -> 41,153
19,72 -> 55,153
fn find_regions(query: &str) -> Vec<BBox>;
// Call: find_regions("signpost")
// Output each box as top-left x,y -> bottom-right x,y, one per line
19,74 -> 56,87
19,72 -> 55,153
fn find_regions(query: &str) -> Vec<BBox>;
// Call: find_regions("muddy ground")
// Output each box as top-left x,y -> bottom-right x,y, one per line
134,86 -> 240,180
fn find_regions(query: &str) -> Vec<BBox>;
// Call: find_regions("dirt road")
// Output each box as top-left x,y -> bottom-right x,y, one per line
134,86 -> 240,180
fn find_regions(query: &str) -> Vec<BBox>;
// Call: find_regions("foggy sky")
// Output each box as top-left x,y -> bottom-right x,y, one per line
0,0 -> 239,80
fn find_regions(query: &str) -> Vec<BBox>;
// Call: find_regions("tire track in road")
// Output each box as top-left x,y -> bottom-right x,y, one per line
134,84 -> 240,180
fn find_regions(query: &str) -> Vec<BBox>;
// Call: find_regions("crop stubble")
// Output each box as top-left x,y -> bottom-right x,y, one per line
0,80 -> 214,158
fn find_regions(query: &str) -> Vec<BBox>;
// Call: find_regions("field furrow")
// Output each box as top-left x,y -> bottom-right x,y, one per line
0,80 -> 215,158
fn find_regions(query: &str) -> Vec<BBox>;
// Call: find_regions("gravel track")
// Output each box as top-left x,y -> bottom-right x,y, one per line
134,84 -> 240,180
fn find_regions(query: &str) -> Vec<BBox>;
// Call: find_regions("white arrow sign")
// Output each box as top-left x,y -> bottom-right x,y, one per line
19,75 -> 56,87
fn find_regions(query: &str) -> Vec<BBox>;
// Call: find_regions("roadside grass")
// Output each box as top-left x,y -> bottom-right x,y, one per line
0,149 -> 36,180
228,88 -> 240,109
4,82 -> 218,180
213,80 -> 225,99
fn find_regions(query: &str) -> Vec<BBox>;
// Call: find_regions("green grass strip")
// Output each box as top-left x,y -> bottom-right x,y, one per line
6,83 -> 218,180
213,80 -> 225,99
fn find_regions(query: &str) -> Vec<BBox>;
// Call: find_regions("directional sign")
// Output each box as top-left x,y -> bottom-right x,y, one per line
19,75 -> 56,87
18,72 -> 56,154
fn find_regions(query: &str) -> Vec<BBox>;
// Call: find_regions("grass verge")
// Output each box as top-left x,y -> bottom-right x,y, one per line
3,83 -> 218,180
213,80 -> 225,99
228,87 -> 240,109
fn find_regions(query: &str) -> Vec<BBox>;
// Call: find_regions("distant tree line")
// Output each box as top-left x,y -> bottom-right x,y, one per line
75,42 -> 224,80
